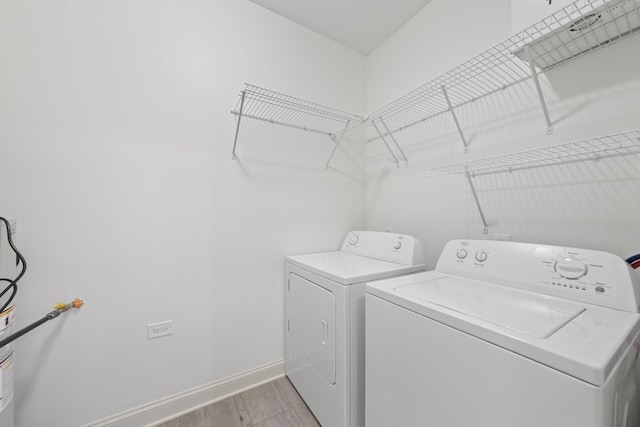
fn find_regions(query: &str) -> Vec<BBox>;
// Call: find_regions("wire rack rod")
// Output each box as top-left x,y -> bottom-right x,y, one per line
349,0 -> 640,141
231,84 -> 364,136
424,129 -> 640,177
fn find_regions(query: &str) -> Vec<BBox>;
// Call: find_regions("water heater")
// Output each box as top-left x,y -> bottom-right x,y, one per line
0,221 -> 16,427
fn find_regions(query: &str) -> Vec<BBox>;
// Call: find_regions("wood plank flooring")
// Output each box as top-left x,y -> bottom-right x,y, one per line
156,376 -> 321,427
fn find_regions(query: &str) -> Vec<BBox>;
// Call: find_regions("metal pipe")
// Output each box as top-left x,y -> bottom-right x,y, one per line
0,299 -> 84,349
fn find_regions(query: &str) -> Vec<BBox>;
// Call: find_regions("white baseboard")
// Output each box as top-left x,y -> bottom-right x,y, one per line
83,359 -> 285,427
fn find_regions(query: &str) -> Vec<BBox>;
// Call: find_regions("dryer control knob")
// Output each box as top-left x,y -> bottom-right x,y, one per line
349,234 -> 359,245
394,242 -> 402,250
475,251 -> 488,262
456,249 -> 468,259
554,258 -> 588,279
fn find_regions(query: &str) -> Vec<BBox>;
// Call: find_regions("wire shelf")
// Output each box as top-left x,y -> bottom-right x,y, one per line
424,129 -> 640,177
229,0 -> 640,164
231,84 -> 363,137
513,0 -> 640,70
351,0 -> 640,141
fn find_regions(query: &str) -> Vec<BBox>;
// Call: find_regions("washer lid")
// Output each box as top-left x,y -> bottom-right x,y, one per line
395,276 -> 585,338
286,252 -> 425,285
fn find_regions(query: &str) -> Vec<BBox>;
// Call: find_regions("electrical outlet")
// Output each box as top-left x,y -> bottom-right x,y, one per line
147,320 -> 173,339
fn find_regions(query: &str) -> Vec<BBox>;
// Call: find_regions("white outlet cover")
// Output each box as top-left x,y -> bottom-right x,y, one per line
147,320 -> 174,339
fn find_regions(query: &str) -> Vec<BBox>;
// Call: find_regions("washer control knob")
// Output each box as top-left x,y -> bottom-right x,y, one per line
349,234 -> 359,245
554,258 -> 588,279
394,242 -> 402,250
456,249 -> 468,259
475,251 -> 488,263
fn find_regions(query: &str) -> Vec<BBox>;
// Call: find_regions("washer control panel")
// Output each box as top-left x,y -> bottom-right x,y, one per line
437,239 -> 640,313
342,231 -> 425,267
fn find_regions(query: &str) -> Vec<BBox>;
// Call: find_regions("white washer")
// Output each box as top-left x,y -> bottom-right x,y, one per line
286,231 -> 425,427
366,239 -> 640,427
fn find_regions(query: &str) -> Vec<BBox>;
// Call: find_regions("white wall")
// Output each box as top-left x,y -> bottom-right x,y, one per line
365,0 -> 640,269
0,1 -> 366,426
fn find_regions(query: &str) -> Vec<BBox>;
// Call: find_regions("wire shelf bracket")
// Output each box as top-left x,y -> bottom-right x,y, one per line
326,120 -> 352,169
372,118 -> 409,165
231,91 -> 247,160
380,117 -> 409,163
525,47 -> 554,135
424,129 -> 640,233
465,170 -> 489,234
441,85 -> 470,151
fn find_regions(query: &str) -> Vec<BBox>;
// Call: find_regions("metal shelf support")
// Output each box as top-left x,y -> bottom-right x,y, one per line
441,86 -> 469,152
231,91 -> 246,160
379,117 -> 409,163
372,120 -> 401,164
525,46 -> 554,135
465,170 -> 489,234
326,120 -> 351,169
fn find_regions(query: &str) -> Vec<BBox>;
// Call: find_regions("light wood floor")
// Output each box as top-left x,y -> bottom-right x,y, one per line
156,376 -> 321,427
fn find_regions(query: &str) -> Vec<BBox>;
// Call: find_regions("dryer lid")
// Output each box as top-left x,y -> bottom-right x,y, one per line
286,252 -> 424,285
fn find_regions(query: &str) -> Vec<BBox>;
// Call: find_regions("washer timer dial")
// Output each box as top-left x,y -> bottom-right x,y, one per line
554,257 -> 588,279
456,249 -> 468,259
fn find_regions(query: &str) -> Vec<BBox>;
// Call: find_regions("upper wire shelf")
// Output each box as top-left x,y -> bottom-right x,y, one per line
230,84 -> 364,166
230,0 -> 640,164
513,0 -> 640,70
231,84 -> 363,136
424,129 -> 640,177
351,0 -> 640,142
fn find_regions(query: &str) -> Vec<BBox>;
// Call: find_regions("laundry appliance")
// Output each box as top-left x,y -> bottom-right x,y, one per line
0,221 -> 16,427
285,231 -> 425,427
366,239 -> 640,427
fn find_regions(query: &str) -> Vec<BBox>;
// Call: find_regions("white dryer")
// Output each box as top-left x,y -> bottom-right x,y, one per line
285,231 -> 425,427
366,239 -> 640,427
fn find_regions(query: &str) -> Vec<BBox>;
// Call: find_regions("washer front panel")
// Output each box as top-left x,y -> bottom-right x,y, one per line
365,293 -> 607,427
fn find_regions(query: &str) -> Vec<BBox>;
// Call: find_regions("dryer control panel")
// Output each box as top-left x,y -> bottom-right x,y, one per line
341,231 -> 424,267
437,239 -> 640,313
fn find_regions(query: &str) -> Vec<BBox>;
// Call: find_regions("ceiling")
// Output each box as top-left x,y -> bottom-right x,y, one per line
249,0 -> 434,55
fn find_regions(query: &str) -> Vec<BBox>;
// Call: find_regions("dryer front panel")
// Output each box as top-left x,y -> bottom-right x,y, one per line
287,273 -> 336,384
